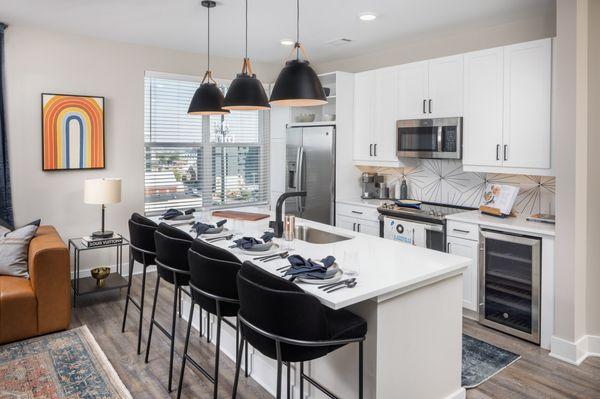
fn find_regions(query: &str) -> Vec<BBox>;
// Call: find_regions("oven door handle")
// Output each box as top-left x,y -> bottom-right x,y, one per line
423,223 -> 444,232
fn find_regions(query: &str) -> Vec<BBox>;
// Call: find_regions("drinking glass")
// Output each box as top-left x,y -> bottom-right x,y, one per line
343,249 -> 360,276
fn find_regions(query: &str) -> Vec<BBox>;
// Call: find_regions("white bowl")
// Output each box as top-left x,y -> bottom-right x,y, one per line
322,114 -> 336,121
295,113 -> 316,123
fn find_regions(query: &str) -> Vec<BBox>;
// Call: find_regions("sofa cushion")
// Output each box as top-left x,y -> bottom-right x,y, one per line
0,224 -> 39,277
0,276 -> 38,344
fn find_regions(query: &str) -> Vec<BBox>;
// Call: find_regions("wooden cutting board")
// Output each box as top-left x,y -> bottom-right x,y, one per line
211,210 -> 270,221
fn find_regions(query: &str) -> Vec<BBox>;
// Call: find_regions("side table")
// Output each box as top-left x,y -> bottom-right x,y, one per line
68,235 -> 130,307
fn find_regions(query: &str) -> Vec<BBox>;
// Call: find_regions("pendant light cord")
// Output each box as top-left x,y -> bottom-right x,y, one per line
296,0 -> 300,59
207,4 -> 211,72
245,0 -> 248,60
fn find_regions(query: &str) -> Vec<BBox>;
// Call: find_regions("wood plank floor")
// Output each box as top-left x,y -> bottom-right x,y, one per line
71,272 -> 600,398
72,271 -> 271,399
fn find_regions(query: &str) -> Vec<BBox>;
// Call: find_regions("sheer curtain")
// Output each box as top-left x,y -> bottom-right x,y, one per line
0,22 -> 13,228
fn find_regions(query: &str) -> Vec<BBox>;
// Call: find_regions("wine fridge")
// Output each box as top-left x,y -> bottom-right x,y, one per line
479,229 -> 541,344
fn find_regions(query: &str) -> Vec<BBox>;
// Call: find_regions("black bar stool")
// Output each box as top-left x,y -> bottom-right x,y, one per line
176,239 -> 248,399
145,222 -> 193,392
233,261 -> 367,399
122,213 -> 157,354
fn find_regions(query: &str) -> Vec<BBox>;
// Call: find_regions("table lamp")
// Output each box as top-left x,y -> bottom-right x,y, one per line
84,178 -> 122,239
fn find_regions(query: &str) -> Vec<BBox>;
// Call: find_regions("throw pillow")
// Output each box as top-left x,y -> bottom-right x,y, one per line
0,224 -> 39,278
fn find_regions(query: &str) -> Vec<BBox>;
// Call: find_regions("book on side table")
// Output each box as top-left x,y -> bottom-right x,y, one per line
81,234 -> 123,248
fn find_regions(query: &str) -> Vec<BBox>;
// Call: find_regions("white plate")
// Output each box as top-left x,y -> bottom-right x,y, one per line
295,263 -> 343,285
200,227 -> 228,236
238,242 -> 280,256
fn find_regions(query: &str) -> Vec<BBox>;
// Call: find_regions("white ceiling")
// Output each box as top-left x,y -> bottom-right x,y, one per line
0,0 -> 554,63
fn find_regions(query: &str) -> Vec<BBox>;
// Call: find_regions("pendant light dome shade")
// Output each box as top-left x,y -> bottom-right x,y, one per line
270,59 -> 327,107
188,0 -> 229,115
188,82 -> 230,115
223,72 -> 270,110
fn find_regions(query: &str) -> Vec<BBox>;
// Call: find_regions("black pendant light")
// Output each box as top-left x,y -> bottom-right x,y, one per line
223,0 -> 270,111
270,0 -> 327,107
188,0 -> 230,115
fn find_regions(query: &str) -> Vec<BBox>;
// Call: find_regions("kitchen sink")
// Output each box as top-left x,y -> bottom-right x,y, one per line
294,225 -> 353,244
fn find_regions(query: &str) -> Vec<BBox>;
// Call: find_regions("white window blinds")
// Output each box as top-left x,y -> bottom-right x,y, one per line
144,73 -> 270,215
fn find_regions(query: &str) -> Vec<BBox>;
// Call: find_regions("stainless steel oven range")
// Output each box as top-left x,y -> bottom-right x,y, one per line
377,202 -> 473,252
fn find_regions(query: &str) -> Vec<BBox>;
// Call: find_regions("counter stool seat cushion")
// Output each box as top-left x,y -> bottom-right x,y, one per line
237,262 -> 367,363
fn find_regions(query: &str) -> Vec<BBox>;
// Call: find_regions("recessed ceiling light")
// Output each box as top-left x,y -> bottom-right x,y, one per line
359,13 -> 377,22
280,39 -> 295,46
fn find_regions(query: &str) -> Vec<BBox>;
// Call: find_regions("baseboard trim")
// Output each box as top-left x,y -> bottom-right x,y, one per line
70,263 -> 154,280
550,334 -> 600,365
444,387 -> 466,399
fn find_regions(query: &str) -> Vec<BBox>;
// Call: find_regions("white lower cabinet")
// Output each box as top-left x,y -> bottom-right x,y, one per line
447,234 -> 479,312
336,214 -> 380,236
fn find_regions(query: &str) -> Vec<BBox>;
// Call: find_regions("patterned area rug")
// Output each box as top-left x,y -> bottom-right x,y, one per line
462,334 -> 521,388
0,326 -> 131,398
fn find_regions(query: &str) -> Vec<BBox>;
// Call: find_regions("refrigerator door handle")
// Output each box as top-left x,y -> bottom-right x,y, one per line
297,147 -> 305,213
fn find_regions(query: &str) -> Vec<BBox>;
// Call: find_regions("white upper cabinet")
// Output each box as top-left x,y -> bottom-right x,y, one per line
396,61 -> 429,119
463,47 -> 504,167
374,66 -> 399,162
427,55 -> 464,118
502,39 -> 552,169
353,68 -> 401,166
462,38 -> 552,173
353,71 -> 376,162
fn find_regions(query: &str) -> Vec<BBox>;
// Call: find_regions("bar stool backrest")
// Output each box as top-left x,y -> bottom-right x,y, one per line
191,238 -> 241,264
154,222 -> 193,284
236,261 -> 329,359
188,246 -> 241,316
128,213 -> 157,263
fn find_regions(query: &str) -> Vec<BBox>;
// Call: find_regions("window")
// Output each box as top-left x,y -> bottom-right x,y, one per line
144,72 -> 270,215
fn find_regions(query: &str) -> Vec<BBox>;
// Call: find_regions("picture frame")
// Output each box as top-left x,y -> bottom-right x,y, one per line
41,93 -> 105,171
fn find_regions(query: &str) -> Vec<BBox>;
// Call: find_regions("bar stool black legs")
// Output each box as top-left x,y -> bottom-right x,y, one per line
121,250 -> 151,354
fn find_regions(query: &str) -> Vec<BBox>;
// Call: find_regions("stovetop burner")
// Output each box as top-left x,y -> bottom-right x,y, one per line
378,201 -> 474,222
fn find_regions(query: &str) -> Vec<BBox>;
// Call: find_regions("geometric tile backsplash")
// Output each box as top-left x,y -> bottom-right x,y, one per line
359,159 -> 555,216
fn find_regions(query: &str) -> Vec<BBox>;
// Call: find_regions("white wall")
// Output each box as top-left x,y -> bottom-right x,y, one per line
3,26 -> 279,267
316,11 -> 556,73
586,0 -> 600,338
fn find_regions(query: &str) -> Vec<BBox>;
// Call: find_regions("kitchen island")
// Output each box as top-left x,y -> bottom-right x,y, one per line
174,213 -> 470,399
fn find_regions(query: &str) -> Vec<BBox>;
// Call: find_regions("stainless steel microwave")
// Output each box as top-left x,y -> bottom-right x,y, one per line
396,117 -> 462,159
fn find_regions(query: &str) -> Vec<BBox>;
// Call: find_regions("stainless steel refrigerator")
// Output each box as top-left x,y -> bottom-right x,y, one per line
285,125 -> 336,225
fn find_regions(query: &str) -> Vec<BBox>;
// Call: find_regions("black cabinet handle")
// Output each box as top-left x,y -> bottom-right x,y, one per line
352,222 -> 356,231
351,210 -> 364,215
423,99 -> 426,114
374,144 -> 377,156
357,224 -> 361,232
452,228 -> 470,234
429,99 -> 432,114
369,144 -> 373,157
496,144 -> 500,161
503,145 -> 508,161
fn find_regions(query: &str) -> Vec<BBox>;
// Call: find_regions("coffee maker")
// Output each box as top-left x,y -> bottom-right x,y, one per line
361,172 -> 386,199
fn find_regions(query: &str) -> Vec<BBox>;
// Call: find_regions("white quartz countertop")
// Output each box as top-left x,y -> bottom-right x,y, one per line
445,210 -> 555,237
159,209 -> 470,310
336,198 -> 390,209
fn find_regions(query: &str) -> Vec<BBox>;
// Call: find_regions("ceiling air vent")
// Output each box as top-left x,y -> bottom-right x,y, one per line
326,38 -> 353,46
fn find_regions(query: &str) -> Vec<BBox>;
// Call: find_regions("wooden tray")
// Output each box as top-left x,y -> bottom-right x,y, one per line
211,210 -> 270,221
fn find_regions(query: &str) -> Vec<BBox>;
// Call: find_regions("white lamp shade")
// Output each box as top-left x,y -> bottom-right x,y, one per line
84,178 -> 122,205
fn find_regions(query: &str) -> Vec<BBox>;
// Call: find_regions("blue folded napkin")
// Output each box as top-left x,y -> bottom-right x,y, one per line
261,232 -> 275,243
190,219 -> 227,236
284,255 -> 336,279
233,237 -> 261,249
161,208 -> 183,220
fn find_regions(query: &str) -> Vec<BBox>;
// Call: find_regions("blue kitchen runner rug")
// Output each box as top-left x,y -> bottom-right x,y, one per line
462,334 -> 521,388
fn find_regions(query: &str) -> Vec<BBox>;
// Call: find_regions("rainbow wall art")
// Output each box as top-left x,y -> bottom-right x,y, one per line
42,94 -> 105,171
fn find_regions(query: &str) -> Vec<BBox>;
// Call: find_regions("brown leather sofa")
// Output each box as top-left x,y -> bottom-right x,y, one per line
0,226 -> 71,344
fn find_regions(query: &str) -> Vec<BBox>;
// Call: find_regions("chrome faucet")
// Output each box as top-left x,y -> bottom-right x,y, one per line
270,191 -> 307,238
